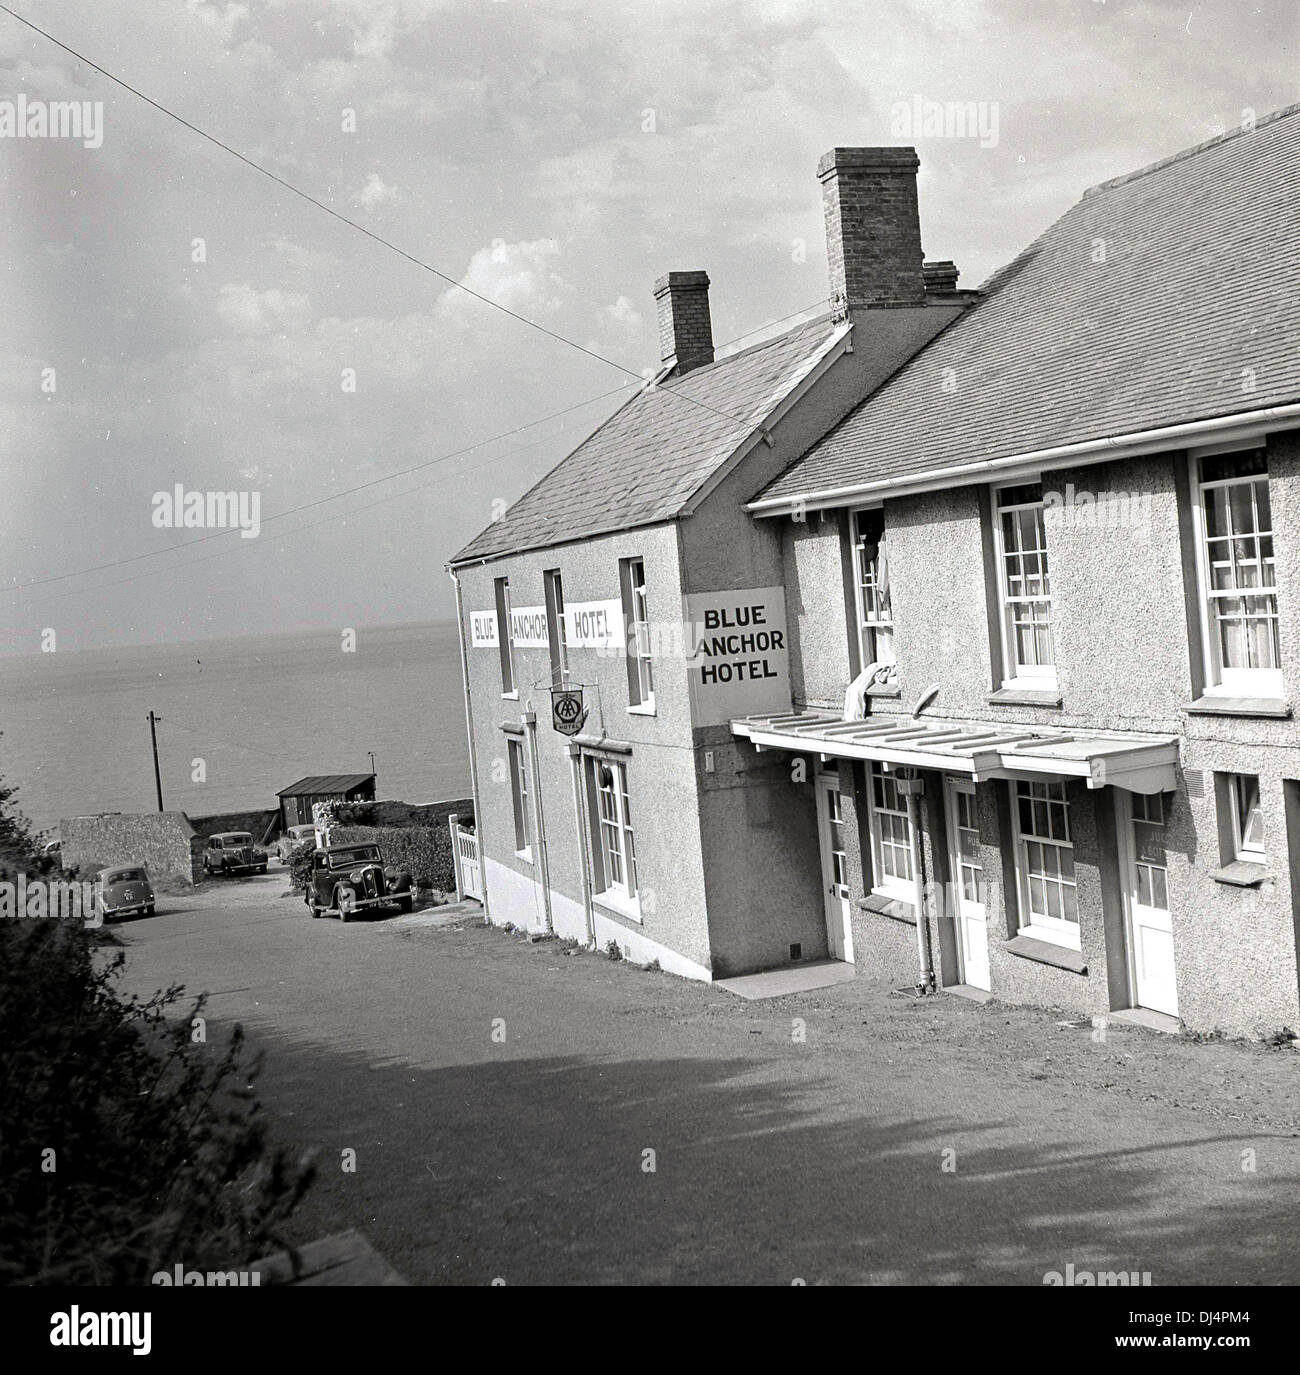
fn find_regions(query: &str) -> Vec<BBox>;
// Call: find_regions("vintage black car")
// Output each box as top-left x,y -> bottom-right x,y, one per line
202,831 -> 268,876
305,842 -> 414,920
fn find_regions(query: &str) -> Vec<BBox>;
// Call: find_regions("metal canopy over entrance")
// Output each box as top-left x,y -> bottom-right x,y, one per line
731,711 -> 1179,795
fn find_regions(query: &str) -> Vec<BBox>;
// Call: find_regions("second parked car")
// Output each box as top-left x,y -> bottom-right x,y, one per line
203,831 -> 268,877
276,824 -> 318,863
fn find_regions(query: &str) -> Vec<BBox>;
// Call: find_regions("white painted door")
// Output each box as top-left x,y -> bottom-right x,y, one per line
1122,792 -> 1178,1017
945,778 -> 990,990
816,774 -> 854,963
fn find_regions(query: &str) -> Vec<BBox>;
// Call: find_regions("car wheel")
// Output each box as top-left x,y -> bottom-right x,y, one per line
397,895 -> 413,913
257,864 -> 267,874
144,904 -> 155,917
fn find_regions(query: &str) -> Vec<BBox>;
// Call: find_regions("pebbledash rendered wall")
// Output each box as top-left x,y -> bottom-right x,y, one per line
456,523 -> 715,979
768,429 -> 1300,1038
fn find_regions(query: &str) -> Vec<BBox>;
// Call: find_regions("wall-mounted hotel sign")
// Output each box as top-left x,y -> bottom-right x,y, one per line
469,610 -> 498,648
564,599 -> 625,650
551,686 -> 587,736
509,605 -> 549,648
684,586 -> 792,727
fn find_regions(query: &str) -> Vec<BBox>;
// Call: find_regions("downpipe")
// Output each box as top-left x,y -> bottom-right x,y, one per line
902,771 -> 936,995
568,744 -> 597,948
523,710 -> 553,935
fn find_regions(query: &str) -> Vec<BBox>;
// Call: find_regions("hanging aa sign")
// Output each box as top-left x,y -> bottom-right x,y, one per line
551,687 -> 586,736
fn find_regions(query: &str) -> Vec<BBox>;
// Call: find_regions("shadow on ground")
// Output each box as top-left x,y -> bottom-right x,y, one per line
209,1014 -> 1300,1286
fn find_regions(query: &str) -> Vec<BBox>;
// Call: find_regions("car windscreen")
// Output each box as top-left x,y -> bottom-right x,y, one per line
327,848 -> 380,869
223,836 -> 252,847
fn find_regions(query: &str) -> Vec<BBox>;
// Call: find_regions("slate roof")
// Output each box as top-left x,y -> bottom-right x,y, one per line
451,314 -> 842,563
276,774 -> 376,796
759,103 -> 1300,504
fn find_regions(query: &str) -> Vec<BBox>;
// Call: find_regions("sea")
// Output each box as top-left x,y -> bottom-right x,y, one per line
0,620 -> 472,836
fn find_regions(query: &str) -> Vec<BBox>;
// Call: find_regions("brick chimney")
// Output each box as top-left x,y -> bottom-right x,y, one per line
654,270 -> 714,374
817,148 -> 926,310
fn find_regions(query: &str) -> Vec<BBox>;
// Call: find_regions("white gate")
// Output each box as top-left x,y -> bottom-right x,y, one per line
453,821 -> 482,902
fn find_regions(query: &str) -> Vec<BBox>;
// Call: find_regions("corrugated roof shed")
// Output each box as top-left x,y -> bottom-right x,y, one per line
759,103 -> 1300,504
276,774 -> 376,796
452,314 -> 841,563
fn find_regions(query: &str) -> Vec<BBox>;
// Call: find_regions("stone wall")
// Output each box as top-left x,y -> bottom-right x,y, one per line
60,812 -> 203,886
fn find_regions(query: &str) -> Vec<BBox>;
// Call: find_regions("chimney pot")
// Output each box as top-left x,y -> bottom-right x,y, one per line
817,147 -> 926,309
654,270 -> 713,374
923,260 -> 960,294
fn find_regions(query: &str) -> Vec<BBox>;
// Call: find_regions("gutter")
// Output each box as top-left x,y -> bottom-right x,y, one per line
746,400 -> 1300,517
450,568 -> 489,923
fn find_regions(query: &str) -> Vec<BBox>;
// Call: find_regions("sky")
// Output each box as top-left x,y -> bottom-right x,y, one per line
0,0 -> 1296,654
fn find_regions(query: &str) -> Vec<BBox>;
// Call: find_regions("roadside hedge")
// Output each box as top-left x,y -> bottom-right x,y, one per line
329,824 -> 456,894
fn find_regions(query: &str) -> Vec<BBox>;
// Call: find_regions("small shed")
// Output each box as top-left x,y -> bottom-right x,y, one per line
276,774 -> 376,830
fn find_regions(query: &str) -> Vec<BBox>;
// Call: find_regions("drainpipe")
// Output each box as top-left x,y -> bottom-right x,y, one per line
450,568 -> 489,924
902,771 -> 935,993
567,743 -> 596,947
522,710 -> 553,934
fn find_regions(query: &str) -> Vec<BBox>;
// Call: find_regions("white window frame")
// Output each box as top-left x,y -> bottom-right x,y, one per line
1011,779 -> 1080,950
1227,772 -> 1266,863
495,576 -> 517,699
1188,449 -> 1283,699
850,507 -> 894,669
544,567 -> 568,687
866,762 -> 914,903
587,756 -> 640,919
992,481 -> 1057,690
507,738 -> 532,860
620,557 -> 655,715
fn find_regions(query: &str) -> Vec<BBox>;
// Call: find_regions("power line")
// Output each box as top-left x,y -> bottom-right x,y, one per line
4,299 -> 830,603
5,380 -> 635,594
0,3 -> 761,434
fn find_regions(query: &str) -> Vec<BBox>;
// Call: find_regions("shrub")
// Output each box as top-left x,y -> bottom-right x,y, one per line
329,824 -> 456,892
0,746 -> 314,1283
287,840 -> 316,893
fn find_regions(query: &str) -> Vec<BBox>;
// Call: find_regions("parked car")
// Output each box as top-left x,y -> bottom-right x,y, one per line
305,842 -> 413,920
202,831 -> 268,877
97,864 -> 155,920
275,824 -> 317,863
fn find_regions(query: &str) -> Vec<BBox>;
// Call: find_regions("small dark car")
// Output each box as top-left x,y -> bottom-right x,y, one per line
305,843 -> 413,920
203,831 -> 268,876
98,864 -> 155,920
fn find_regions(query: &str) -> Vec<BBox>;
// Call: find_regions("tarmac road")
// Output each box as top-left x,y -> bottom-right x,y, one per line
109,871 -> 1300,1285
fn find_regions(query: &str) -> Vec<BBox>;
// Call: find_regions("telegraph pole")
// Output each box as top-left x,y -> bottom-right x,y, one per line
147,710 -> 164,811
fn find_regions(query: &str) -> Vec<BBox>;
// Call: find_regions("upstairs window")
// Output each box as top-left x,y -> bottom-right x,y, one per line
620,557 -> 655,712
851,508 -> 894,669
994,482 -> 1055,687
494,576 -> 516,697
544,568 -> 568,687
1194,450 -> 1281,697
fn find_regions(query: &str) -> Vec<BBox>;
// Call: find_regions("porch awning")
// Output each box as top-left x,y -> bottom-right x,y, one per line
730,711 -> 1179,795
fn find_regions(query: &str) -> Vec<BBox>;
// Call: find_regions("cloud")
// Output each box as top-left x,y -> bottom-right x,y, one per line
353,172 -> 398,208
438,237 -> 569,325
215,283 -> 313,335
